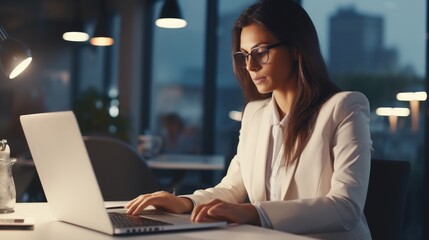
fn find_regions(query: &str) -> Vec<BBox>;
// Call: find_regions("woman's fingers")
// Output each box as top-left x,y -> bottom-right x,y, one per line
126,195 -> 151,214
126,196 -> 259,225
205,203 -> 232,220
125,193 -> 150,208
191,199 -> 223,222
125,191 -> 167,214
191,200 -> 260,225
125,191 -> 193,215
126,195 -> 259,225
192,205 -> 212,222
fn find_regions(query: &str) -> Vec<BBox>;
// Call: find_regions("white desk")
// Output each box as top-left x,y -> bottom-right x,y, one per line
0,202 -> 316,240
146,154 -> 225,170
146,154 -> 225,190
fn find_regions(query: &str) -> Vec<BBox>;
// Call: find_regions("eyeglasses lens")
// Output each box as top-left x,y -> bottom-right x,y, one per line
234,47 -> 269,68
233,53 -> 246,68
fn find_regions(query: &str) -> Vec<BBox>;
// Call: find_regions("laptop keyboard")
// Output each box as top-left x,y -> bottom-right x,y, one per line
109,212 -> 173,228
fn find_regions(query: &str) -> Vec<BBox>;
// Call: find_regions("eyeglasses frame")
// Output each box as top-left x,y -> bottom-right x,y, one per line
233,42 -> 285,69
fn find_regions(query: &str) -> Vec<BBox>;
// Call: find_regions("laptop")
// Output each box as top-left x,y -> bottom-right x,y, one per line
20,111 -> 227,235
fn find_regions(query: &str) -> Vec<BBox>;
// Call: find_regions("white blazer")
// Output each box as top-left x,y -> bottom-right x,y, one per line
186,91 -> 373,240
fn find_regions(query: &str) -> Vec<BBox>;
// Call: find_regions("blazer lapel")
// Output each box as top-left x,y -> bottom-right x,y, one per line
247,98 -> 299,202
250,101 -> 272,202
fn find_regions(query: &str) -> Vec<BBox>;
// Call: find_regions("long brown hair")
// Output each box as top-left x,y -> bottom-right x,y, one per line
232,0 -> 341,165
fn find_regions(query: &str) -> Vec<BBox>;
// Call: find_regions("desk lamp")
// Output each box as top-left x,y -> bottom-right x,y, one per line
0,26 -> 28,212
0,27 -> 32,79
0,27 -> 31,214
0,27 -> 32,158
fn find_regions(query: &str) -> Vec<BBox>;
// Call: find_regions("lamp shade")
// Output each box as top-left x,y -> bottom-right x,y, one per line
63,20 -> 89,42
90,17 -> 114,46
90,0 -> 114,46
63,1 -> 89,42
156,0 -> 187,29
0,27 -> 32,79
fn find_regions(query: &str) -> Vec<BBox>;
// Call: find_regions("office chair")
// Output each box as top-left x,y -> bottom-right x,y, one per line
83,135 -> 162,201
364,159 -> 411,240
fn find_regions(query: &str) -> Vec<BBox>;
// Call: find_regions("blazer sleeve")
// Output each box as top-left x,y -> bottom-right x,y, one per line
258,92 -> 372,234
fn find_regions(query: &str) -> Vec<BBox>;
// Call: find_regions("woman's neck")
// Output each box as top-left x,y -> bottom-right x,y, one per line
273,90 -> 295,119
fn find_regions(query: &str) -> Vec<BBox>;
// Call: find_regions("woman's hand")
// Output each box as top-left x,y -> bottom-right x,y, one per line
125,191 -> 193,215
191,199 -> 261,226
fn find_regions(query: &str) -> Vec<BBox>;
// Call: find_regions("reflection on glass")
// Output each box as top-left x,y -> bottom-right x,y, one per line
304,1 -> 425,238
376,107 -> 410,133
150,0 -> 206,154
214,1 -> 252,161
397,91 -> 427,132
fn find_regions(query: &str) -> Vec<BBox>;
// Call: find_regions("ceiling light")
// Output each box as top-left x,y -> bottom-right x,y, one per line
63,32 -> 90,42
63,2 -> 89,42
90,0 -> 114,46
90,16 -> 114,46
156,0 -> 187,29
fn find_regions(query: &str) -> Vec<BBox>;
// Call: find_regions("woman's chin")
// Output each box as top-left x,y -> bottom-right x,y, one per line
255,87 -> 272,95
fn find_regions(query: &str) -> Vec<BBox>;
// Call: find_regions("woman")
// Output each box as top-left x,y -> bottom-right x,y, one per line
126,0 -> 372,239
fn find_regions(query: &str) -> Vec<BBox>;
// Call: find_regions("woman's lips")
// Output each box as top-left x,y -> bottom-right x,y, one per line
253,76 -> 266,84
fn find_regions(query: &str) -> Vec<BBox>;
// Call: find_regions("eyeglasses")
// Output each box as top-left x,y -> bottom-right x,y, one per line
233,42 -> 284,68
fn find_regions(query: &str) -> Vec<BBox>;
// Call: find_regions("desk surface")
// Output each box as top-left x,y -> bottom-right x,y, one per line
146,154 -> 225,170
0,202 -> 316,240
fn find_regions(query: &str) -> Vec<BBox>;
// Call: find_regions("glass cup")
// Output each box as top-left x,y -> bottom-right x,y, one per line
137,135 -> 163,159
0,157 -> 16,213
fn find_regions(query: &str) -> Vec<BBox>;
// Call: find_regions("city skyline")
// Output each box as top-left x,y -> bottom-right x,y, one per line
304,0 -> 425,77
153,0 -> 425,88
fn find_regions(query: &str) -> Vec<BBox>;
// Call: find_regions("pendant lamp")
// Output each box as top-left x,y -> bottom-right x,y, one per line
63,1 -> 89,42
90,0 -> 114,46
156,0 -> 187,29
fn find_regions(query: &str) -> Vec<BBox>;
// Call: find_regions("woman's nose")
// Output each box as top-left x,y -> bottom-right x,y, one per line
246,56 -> 261,72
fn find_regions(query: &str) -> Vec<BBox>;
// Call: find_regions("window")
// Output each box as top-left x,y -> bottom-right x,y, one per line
149,0 -> 207,155
303,1 -> 426,238
215,1 -> 252,166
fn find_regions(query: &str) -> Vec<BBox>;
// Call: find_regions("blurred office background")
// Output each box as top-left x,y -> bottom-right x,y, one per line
0,0 -> 426,239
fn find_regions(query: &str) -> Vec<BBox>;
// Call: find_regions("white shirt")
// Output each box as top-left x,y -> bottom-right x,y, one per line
265,99 -> 288,201
255,97 -> 288,228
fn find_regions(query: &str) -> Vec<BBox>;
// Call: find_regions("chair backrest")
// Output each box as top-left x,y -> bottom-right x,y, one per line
364,159 -> 411,240
83,135 -> 161,201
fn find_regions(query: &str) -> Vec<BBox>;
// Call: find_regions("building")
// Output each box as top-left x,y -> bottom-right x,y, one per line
329,6 -> 398,74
